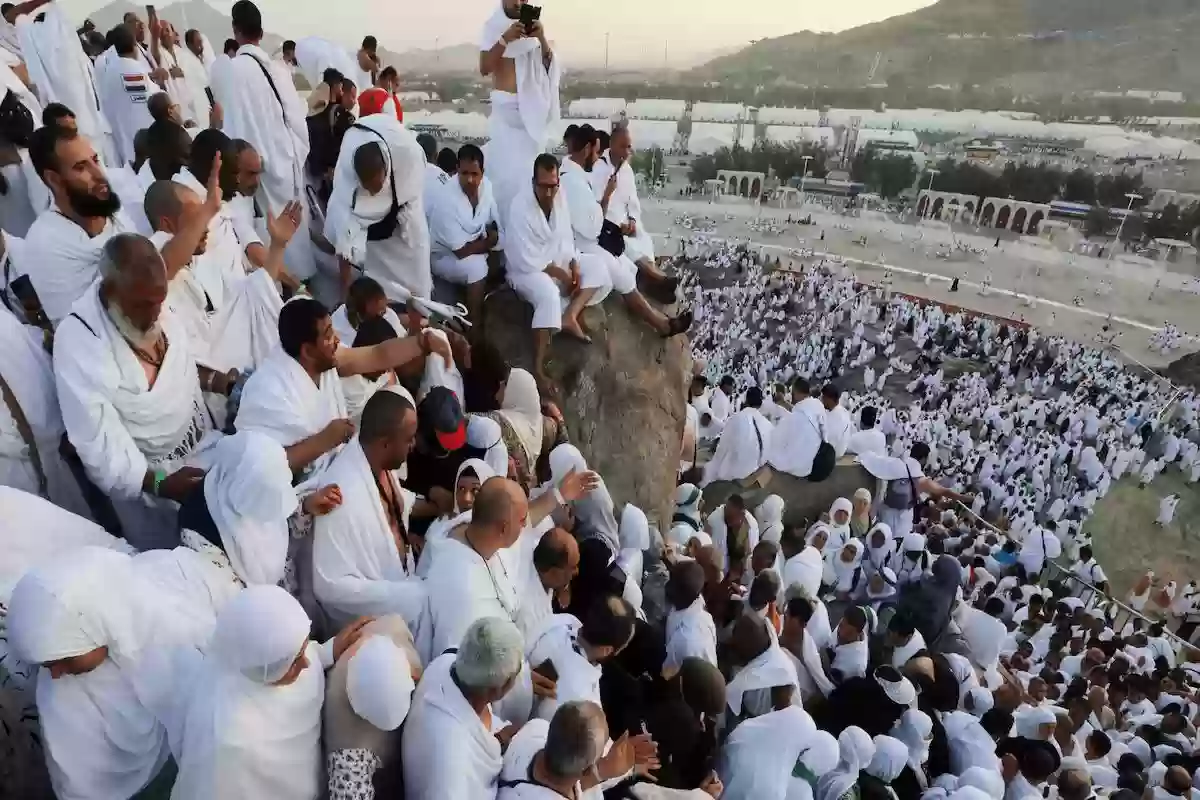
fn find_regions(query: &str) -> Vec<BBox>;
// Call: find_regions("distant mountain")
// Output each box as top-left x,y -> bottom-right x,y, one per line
86,0 -> 284,54
691,0 -> 1200,97
379,43 -> 479,76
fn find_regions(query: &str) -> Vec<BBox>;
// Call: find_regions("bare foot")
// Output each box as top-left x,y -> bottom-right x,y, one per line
559,318 -> 593,344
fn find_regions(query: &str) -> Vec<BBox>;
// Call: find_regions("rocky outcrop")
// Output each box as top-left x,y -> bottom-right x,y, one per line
480,288 -> 691,529
703,462 -> 876,525
1165,351 -> 1200,392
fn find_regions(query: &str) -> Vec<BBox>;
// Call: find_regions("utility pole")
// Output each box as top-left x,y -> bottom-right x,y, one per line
604,32 -> 609,78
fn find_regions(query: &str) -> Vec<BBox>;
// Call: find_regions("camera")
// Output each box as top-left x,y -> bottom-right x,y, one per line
519,4 -> 542,33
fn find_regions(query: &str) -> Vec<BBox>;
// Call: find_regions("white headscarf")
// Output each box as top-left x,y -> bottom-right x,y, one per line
674,483 -> 703,530
816,726 -> 876,800
346,634 -> 416,731
790,730 -> 841,800
866,735 -> 909,783
832,540 -> 864,593
494,367 -> 543,468
619,503 -> 651,552
170,585 -> 324,800
890,709 -> 933,772
756,494 -> 786,544
202,431 -> 299,586
828,497 -> 853,546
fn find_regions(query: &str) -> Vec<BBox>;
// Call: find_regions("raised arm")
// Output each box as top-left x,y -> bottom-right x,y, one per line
158,154 -> 222,280
335,327 -> 450,378
480,19 -> 522,76
2,0 -> 50,23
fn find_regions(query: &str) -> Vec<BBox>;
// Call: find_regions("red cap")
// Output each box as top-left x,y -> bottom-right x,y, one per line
435,420 -> 467,452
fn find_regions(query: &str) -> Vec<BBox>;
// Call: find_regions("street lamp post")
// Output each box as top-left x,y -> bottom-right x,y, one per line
1107,192 -> 1143,263
798,155 -> 813,209
919,168 -> 939,225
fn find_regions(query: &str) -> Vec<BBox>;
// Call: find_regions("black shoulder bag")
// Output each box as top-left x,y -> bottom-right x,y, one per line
350,123 -> 401,241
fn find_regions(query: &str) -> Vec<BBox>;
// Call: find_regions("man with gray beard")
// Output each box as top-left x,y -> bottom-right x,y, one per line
53,233 -> 235,548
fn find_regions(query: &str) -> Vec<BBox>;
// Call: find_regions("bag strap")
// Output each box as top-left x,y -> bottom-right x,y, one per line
753,414 -> 764,462
350,122 -> 399,215
68,312 -> 98,338
239,52 -> 285,117
0,369 -> 47,498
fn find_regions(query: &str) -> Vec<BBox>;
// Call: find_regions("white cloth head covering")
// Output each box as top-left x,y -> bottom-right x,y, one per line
866,735 -> 909,783
891,709 -> 933,770
210,585 -> 312,684
674,483 -> 703,528
817,726 -> 876,800
453,457 -> 496,515
170,584 -> 324,800
202,431 -> 299,586
903,532 -> 927,552
619,504 -> 651,551
347,635 -> 416,731
957,766 -> 1005,798
495,368 -> 543,467
757,494 -> 785,542
833,540 -> 864,592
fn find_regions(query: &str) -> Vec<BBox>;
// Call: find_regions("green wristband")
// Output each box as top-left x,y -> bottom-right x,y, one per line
152,469 -> 167,496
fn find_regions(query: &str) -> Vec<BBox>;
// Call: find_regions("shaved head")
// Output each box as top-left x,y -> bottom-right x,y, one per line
354,141 -> 387,194
143,180 -> 186,230
470,477 -> 529,550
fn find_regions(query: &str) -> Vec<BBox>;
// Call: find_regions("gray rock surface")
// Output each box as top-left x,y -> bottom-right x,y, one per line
1166,351 -> 1200,392
702,462 -> 876,525
480,288 -> 691,529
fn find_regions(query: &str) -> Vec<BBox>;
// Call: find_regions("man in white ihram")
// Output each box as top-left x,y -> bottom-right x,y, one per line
54,234 -> 238,549
478,0 -> 560,228
325,106 -> 431,305
210,0 -> 315,282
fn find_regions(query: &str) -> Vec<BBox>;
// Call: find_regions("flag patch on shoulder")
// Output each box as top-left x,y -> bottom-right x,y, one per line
123,73 -> 149,102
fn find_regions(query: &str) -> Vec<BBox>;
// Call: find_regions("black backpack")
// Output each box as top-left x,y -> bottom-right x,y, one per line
805,411 -> 836,483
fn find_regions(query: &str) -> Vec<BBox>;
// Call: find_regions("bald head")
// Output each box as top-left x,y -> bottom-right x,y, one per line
354,141 -> 387,194
1057,769 -> 1091,800
677,657 -> 726,716
470,477 -> 529,550
144,180 -> 187,231
533,526 -> 580,592
729,613 -> 772,667
1165,766 -> 1193,795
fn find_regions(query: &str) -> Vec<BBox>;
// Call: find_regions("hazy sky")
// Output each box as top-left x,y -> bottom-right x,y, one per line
66,0 -> 938,67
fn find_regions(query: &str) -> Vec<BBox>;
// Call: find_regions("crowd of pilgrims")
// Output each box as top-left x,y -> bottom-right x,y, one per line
2,0 -> 1200,796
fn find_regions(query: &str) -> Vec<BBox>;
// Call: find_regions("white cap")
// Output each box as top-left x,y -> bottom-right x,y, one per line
347,635 -> 415,731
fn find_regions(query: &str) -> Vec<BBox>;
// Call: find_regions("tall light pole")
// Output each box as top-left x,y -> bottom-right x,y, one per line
919,168 -> 939,225
798,154 -> 813,209
604,32 -> 609,79
1108,192 -> 1143,263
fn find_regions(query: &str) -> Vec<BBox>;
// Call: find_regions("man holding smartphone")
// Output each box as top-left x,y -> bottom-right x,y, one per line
478,0 -> 560,232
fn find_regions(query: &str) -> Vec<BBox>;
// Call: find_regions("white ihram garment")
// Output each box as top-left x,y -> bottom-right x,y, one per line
767,397 -> 827,478
54,287 -> 218,549
0,308 -> 89,515
6,546 -> 237,800
702,406 -> 772,487
168,585 -> 325,800
560,157 -> 638,295
478,2 -> 561,227
591,152 -> 655,262
718,705 -> 818,799
23,206 -> 134,325
325,113 -> 432,302
211,44 -> 314,279
312,438 -> 427,633
429,175 -> 499,286
505,185 -> 611,331
175,44 -> 212,124
292,37 -> 360,91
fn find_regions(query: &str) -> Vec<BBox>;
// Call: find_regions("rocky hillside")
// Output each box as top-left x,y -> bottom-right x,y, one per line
691,0 -> 1200,97
1166,351 -> 1200,392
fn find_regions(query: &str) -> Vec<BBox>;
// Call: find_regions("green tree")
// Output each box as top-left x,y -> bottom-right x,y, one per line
1084,207 -> 1110,237
1062,169 -> 1097,204
631,148 -> 664,180
852,149 -> 918,198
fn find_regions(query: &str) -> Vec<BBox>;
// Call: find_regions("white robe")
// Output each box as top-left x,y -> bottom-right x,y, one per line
478,2 -> 561,227
1158,496 -> 1180,526
560,157 -> 638,295
591,152 -> 655,262
235,346 -> 347,483
664,596 -> 719,674
400,652 -> 504,800
718,706 -> 817,798
292,36 -> 360,91
23,206 -> 134,325
825,405 -> 854,458
325,113 -> 431,302
767,397 -> 827,478
429,174 -> 499,285
54,287 -> 216,549
210,44 -> 314,279
702,406 -> 772,487
175,44 -> 212,125
96,53 -> 160,167
15,6 -> 113,163
0,308 -> 90,516
311,438 -> 427,632
524,614 -> 603,721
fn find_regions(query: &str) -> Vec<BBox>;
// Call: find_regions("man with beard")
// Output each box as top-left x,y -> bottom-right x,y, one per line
559,124 -> 690,341
24,124 -> 134,324
478,0 -> 560,229
54,233 -> 238,548
428,143 -> 498,324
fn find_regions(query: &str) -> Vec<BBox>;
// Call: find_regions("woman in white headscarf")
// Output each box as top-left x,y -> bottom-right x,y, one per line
862,523 -> 895,576
850,488 -> 873,539
856,567 -> 898,612
671,482 -> 704,542
5,546 -> 237,800
422,457 -> 496,547
831,540 -> 865,598
541,443 -> 619,553
170,585 -> 368,800
827,498 -> 853,552
618,503 -> 651,590
485,367 -> 544,490
816,726 -> 876,800
757,494 -> 786,545
890,708 -> 934,791
863,735 -> 908,799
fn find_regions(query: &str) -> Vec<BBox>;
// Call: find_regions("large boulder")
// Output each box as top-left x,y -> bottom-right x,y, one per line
1165,351 -> 1200,392
480,288 -> 690,528
702,461 -> 875,524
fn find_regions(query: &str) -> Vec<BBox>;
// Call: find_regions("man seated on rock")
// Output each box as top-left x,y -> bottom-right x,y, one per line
54,234 -> 236,549
505,153 -> 612,390
428,143 -> 498,325
589,123 -> 677,303
234,297 -> 452,484
559,124 -> 690,341
701,386 -> 772,487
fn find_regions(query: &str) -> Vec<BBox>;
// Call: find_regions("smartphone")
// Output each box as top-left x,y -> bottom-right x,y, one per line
519,3 -> 541,33
534,658 -> 559,682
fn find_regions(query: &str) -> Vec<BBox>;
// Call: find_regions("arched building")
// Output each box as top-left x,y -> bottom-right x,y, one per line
716,169 -> 765,199
917,190 -> 1050,234
916,190 -> 980,224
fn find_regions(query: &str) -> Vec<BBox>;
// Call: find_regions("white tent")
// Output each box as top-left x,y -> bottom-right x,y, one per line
627,98 -> 687,120
566,97 -> 627,119
692,102 -> 746,122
